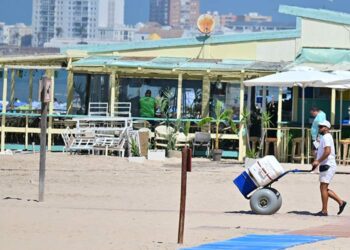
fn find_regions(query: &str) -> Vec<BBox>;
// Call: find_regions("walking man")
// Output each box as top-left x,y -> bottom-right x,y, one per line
311,120 -> 347,216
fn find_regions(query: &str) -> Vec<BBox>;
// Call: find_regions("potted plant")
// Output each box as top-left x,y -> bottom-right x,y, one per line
128,137 -> 145,163
240,108 -> 257,166
239,108 -> 273,166
198,101 -> 236,161
167,120 -> 190,158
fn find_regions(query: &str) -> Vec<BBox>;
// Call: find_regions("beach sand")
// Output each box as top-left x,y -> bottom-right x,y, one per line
0,153 -> 349,250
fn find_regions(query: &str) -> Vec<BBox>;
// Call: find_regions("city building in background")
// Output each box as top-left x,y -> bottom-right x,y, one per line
178,0 -> 200,28
149,0 -> 170,26
4,0 -> 293,48
0,22 -> 32,47
98,0 -> 124,28
54,0 -> 99,41
97,25 -> 135,41
150,0 -> 200,28
32,0 -> 99,47
32,0 -> 56,47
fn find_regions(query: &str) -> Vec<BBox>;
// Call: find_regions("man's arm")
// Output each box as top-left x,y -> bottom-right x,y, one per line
312,146 -> 331,170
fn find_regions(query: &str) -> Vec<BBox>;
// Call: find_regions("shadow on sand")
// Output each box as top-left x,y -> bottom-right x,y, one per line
3,197 -> 38,202
287,211 -> 316,216
224,210 -> 255,215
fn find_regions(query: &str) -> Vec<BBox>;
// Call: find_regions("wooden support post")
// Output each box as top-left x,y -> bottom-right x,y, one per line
292,86 -> 298,122
66,58 -> 73,114
331,89 -> 336,125
277,87 -> 283,160
84,74 -> 91,115
201,75 -> 210,118
115,74 -> 120,103
247,86 -> 252,117
176,73 -> 183,119
25,69 -> 34,149
39,76 -> 51,202
10,69 -> 15,111
1,67 -> 8,152
110,71 -> 116,117
238,72 -> 246,162
66,70 -> 74,114
178,147 -> 191,244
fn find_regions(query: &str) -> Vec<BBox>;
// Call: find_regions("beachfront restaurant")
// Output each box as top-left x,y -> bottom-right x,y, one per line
1,5 -> 350,163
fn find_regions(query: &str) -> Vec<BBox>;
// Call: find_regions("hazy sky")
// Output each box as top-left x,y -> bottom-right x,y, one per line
0,0 -> 349,25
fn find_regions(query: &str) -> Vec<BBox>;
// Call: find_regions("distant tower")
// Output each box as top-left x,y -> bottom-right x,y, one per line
149,0 -> 200,28
149,0 -> 170,26
99,0 -> 125,28
32,0 -> 100,46
32,0 -> 56,47
55,0 -> 99,40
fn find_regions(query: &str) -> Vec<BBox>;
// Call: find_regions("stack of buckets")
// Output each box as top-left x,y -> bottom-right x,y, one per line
234,156 -> 285,198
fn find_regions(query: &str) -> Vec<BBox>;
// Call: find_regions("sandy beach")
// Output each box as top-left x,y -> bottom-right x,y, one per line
0,153 -> 349,250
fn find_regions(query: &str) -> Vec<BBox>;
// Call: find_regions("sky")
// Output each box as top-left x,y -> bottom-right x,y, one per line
0,0 -> 350,25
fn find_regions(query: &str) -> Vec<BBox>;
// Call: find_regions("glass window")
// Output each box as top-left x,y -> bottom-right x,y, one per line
181,80 -> 202,118
71,74 -> 109,115
118,78 -> 178,118
210,82 -> 241,121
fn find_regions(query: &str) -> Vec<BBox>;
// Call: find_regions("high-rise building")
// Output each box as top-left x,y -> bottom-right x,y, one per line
54,0 -> 99,40
169,0 -> 181,27
98,0 -> 124,28
179,0 -> 200,28
32,0 -> 56,47
32,0 -> 100,47
149,0 -> 170,26
149,0 -> 200,28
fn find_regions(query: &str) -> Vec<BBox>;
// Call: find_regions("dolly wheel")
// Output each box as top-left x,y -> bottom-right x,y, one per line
249,188 -> 282,215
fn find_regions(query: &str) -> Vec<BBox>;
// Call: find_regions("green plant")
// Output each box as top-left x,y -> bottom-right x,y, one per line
258,111 -> 273,156
184,120 -> 191,136
166,131 -> 177,151
246,148 -> 258,158
130,137 -> 140,157
198,100 -> 236,150
156,88 -> 174,127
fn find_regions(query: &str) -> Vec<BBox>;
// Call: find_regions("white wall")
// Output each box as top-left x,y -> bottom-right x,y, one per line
301,19 -> 350,49
256,39 -> 301,62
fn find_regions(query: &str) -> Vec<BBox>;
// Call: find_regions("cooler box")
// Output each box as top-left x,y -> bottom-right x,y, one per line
233,170 -> 258,198
248,155 -> 285,187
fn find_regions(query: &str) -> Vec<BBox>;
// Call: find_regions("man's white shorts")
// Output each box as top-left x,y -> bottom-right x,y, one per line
319,166 -> 336,184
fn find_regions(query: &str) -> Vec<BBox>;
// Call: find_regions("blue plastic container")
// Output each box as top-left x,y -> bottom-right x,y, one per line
233,171 -> 258,198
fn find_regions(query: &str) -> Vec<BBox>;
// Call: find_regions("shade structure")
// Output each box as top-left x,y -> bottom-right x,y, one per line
243,68 -> 350,164
244,69 -> 346,87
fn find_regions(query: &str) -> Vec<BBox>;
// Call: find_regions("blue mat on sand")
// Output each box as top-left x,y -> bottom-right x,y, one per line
182,234 -> 334,250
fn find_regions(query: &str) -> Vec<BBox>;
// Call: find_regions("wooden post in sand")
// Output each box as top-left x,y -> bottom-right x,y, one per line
38,76 -> 52,202
178,147 -> 192,244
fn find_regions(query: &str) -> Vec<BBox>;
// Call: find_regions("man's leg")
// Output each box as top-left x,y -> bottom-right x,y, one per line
320,183 -> 329,213
328,189 -> 343,206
